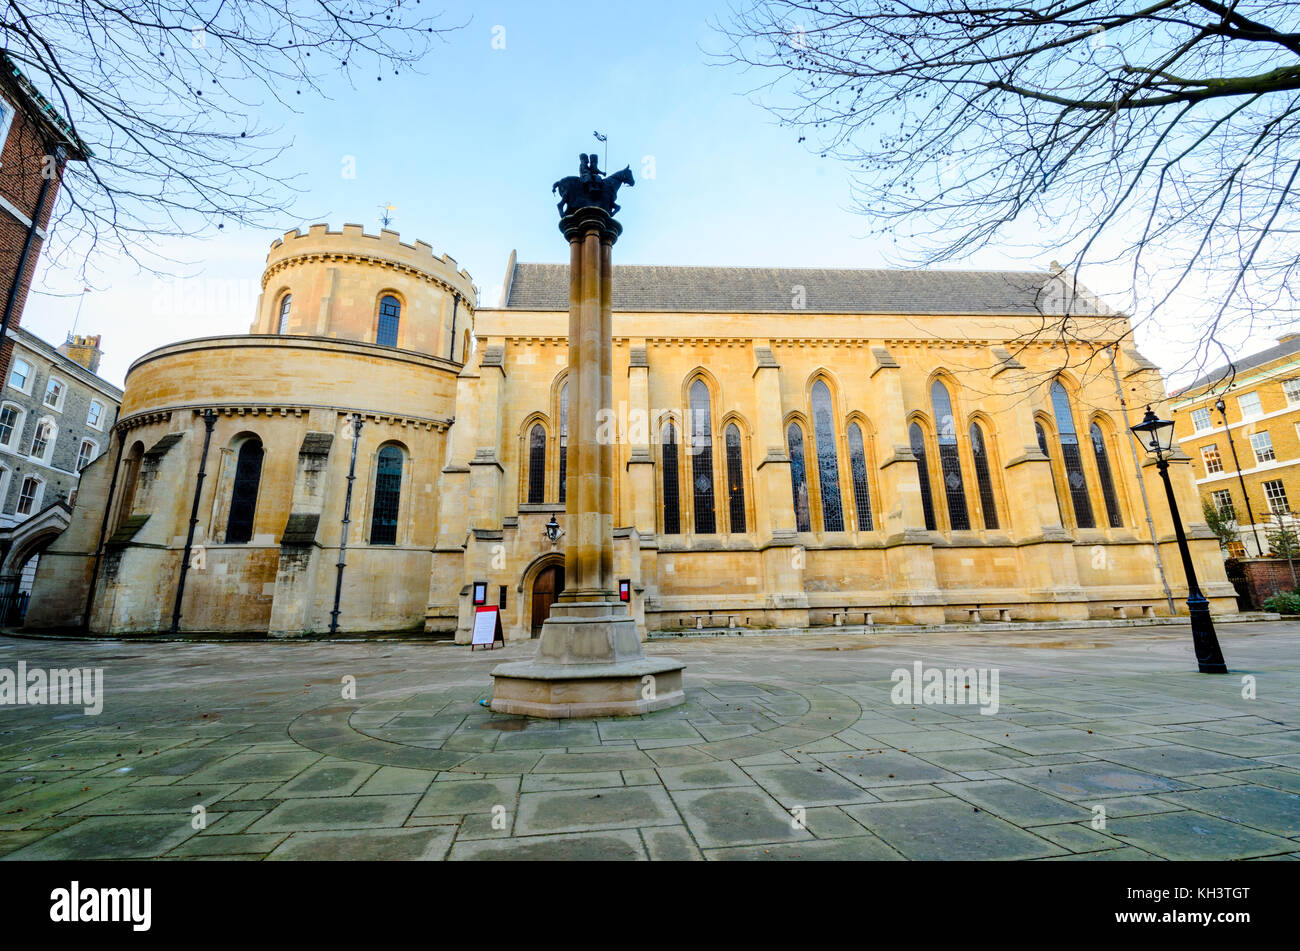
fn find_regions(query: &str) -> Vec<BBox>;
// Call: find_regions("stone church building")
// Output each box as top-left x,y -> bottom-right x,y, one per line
23,223 -> 1236,638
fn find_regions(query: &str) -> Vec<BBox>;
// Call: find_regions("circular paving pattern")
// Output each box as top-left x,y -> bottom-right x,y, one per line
287,680 -> 862,772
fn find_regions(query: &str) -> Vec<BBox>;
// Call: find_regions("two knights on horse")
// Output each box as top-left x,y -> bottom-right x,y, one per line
553,154 -> 635,217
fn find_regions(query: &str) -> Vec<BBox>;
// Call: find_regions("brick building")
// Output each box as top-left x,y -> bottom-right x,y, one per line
0,52 -> 90,388
0,326 -> 121,617
1171,334 -> 1300,557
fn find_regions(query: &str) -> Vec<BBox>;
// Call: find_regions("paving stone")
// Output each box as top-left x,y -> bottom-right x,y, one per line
937,779 -> 1094,825
521,771 -> 625,792
184,751 -> 322,785
1,814 -> 199,860
267,826 -> 454,860
670,787 -> 812,849
816,750 -> 963,787
168,833 -> 288,857
270,762 -> 377,798
355,767 -> 437,796
533,750 -> 654,773
705,834 -> 902,860
247,795 -> 420,832
1156,785 -> 1300,837
412,778 -> 519,817
448,829 -> 647,860
1030,822 -> 1123,853
996,762 -> 1191,799
656,762 -> 753,790
842,799 -> 1065,860
1105,810 -> 1297,860
515,786 -> 677,835
1099,745 -> 1265,777
745,764 -> 880,808
642,825 -> 702,860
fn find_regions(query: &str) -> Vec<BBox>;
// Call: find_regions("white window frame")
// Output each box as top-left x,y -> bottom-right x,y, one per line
1191,407 -> 1212,432
0,401 -> 24,453
1239,391 -> 1263,419
86,399 -> 105,430
8,358 -> 32,395
1285,379 -> 1300,406
1211,488 -> 1235,519
16,475 -> 44,517
42,374 -> 67,412
1201,444 -> 1223,475
1250,430 -> 1275,463
77,438 -> 98,472
0,95 -> 14,166
1264,479 -> 1290,515
29,416 -> 56,464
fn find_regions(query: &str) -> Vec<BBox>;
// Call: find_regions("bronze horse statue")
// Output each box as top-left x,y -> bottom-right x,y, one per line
552,165 -> 635,217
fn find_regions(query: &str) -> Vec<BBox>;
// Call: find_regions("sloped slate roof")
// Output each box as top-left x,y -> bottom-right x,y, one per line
1174,335 -> 1300,396
503,262 -> 1094,315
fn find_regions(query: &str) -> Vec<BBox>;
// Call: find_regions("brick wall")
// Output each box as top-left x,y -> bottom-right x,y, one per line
0,91 -> 69,387
1241,558 -> 1300,608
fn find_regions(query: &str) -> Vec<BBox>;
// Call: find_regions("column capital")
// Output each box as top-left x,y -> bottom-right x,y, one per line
559,206 -> 623,244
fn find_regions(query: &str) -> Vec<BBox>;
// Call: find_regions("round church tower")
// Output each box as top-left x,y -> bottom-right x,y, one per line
47,224 -> 478,637
253,223 -> 476,363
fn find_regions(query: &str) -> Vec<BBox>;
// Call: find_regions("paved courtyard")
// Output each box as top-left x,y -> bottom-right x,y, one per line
1,622 -> 1299,860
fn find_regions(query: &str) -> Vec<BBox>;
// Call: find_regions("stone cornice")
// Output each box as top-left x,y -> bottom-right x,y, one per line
262,250 -> 476,308
115,403 -> 453,435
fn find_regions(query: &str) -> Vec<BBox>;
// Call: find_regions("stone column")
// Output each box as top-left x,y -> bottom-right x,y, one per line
490,205 -> 685,717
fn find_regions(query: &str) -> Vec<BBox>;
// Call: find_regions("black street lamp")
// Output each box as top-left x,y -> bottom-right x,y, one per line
1214,397 -> 1263,555
1131,407 -> 1228,673
543,514 -> 562,544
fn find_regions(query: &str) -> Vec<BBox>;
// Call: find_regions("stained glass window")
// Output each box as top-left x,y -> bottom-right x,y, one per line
788,423 -> 811,532
910,422 -> 937,531
969,422 -> 999,530
847,423 -> 873,531
811,381 -> 844,532
1049,382 -> 1095,528
526,424 -> 545,504
661,422 -> 680,535
558,383 -> 568,504
1090,423 -> 1123,528
930,381 -> 970,530
690,380 -> 716,534
725,423 -> 745,533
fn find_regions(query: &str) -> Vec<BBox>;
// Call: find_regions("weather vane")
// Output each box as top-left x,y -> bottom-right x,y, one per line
377,202 -> 396,228
593,131 -> 607,171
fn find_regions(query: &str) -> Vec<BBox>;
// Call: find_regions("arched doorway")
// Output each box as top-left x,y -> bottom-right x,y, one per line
530,564 -> 565,637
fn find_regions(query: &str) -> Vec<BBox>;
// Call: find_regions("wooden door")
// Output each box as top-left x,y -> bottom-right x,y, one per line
530,565 -> 565,637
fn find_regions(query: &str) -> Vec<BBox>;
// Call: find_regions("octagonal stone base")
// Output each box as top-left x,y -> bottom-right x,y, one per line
490,600 -> 685,718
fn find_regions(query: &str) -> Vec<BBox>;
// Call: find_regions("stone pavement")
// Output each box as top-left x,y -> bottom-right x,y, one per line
1,622 -> 1299,860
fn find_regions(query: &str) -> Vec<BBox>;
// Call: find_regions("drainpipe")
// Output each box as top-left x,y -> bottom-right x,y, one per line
0,149 -> 60,372
330,414 -> 363,633
171,409 -> 217,633
1216,397 -> 1263,555
82,425 -> 126,630
448,294 -> 460,362
1108,346 -> 1176,613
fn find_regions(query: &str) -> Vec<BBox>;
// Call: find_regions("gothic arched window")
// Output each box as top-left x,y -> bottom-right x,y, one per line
969,422 -> 1000,530
1090,422 -> 1123,528
847,422 -> 873,531
661,422 -> 680,535
930,380 -> 970,530
276,293 -> 292,334
526,424 -> 546,504
1036,422 -> 1066,525
1049,382 -> 1095,528
689,380 -> 716,534
377,295 -> 401,347
910,422 -> 937,531
725,423 -> 746,534
225,437 -> 265,544
370,446 -> 404,544
811,381 -> 844,532
558,383 -> 568,504
788,422 -> 812,532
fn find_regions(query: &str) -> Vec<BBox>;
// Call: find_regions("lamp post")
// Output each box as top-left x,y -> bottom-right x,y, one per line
1215,397 -> 1263,555
1132,407 -> 1228,673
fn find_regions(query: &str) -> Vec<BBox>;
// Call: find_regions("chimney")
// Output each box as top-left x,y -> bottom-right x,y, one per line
57,333 -> 102,374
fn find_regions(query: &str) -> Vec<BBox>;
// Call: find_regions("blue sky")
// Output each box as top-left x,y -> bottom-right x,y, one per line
23,0 -> 1245,389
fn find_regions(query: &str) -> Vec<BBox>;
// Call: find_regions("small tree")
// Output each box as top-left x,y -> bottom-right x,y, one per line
1266,510 -> 1300,588
1203,500 -> 1240,553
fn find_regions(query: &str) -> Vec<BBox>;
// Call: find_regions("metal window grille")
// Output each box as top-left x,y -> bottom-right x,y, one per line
811,381 -> 844,532
847,423 -> 873,531
225,439 -> 264,544
909,423 -> 937,531
725,424 -> 746,534
788,423 -> 812,532
969,422 -> 999,530
369,446 -> 403,544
